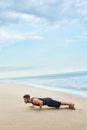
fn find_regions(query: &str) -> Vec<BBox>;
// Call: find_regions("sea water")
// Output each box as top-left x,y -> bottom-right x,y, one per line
0,71 -> 87,98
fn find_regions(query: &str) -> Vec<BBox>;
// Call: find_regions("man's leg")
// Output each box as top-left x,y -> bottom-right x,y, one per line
61,102 -> 75,109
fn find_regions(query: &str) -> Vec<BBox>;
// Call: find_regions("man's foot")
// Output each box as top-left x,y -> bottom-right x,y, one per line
69,104 -> 75,110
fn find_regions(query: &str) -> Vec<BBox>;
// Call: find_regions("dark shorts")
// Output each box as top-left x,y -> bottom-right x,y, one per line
40,98 -> 61,108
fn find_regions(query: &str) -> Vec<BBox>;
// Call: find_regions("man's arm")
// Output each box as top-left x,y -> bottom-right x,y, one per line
33,98 -> 43,110
39,102 -> 43,110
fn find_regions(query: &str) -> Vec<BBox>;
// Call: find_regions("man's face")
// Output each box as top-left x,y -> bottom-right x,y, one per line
24,98 -> 29,104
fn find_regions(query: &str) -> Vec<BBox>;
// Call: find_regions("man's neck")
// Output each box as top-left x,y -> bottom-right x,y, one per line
29,98 -> 32,103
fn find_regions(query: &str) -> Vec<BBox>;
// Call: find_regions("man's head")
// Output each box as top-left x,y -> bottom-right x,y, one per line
23,94 -> 30,104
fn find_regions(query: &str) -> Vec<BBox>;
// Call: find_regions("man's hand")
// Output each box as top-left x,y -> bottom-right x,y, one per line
39,105 -> 42,110
29,105 -> 34,108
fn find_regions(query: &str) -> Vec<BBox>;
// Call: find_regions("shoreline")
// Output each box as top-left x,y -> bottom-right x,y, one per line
0,82 -> 87,130
0,70 -> 87,99
0,81 -> 87,99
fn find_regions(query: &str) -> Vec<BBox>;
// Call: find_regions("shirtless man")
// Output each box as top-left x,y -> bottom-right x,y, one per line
23,94 -> 75,110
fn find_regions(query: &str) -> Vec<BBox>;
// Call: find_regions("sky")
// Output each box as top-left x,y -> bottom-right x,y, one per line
0,0 -> 87,78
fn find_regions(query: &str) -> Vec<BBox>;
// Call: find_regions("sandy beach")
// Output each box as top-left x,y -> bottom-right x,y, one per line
0,82 -> 87,130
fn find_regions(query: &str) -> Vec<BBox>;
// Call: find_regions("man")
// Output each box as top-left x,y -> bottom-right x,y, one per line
23,94 -> 75,110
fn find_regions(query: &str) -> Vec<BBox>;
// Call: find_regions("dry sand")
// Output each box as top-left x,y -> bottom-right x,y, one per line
0,82 -> 87,130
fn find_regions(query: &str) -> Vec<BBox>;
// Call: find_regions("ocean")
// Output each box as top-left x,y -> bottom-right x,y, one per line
0,71 -> 87,98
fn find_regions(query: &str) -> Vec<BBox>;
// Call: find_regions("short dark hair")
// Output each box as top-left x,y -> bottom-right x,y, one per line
23,94 -> 30,99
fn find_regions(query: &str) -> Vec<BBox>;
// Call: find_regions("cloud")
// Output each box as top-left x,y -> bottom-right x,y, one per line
64,30 -> 87,45
1,11 -> 48,26
0,66 -> 35,72
64,39 -> 74,45
16,0 -> 87,24
0,0 -> 87,26
76,35 -> 87,41
0,28 -> 44,48
0,0 -> 12,10
0,65 -> 46,78
0,0 -> 87,48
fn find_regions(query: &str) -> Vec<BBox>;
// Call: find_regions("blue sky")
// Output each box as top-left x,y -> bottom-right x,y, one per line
0,0 -> 87,78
